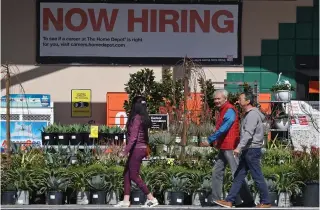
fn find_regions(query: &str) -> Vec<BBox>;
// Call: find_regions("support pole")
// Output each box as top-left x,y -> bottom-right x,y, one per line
5,64 -> 11,161
181,57 -> 189,159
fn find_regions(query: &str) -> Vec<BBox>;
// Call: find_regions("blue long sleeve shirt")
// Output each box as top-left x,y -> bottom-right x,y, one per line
208,108 -> 236,144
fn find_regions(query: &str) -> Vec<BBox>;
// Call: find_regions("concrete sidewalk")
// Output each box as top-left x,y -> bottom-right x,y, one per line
1,205 -> 319,210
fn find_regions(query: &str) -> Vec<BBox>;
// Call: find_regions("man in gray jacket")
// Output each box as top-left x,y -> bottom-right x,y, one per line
214,92 -> 271,208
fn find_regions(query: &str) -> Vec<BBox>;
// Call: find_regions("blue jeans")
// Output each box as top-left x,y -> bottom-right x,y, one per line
225,148 -> 270,204
212,150 -> 254,204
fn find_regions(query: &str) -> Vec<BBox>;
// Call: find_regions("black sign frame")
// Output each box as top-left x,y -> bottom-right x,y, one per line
36,0 -> 243,65
150,114 -> 169,130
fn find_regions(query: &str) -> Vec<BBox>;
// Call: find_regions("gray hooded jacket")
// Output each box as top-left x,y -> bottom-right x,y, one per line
236,107 -> 265,152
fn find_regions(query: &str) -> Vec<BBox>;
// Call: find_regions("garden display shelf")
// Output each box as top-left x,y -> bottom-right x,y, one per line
1,205 -> 318,210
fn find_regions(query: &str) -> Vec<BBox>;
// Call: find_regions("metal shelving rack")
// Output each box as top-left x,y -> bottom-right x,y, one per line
221,80 -> 292,144
257,92 -> 292,145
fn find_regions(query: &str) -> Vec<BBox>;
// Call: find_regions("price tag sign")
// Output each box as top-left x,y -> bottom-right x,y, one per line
89,125 -> 98,138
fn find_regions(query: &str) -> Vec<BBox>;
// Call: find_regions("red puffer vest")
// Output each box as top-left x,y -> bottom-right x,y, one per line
215,102 -> 240,150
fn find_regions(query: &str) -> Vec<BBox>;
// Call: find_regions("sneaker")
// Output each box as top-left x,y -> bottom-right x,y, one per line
256,203 -> 272,208
142,198 -> 159,207
114,200 -> 130,207
213,200 -> 232,208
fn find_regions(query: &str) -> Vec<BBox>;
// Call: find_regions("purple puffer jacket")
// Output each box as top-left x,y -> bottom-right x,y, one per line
123,115 -> 148,155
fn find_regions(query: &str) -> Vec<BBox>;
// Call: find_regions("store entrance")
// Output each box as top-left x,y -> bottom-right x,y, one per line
296,70 -> 319,101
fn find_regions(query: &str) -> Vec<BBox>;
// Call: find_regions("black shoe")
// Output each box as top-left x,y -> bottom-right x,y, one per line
235,202 -> 256,207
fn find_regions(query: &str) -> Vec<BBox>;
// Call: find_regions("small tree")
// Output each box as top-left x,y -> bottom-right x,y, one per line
123,68 -> 165,114
198,78 -> 216,124
161,68 -> 184,119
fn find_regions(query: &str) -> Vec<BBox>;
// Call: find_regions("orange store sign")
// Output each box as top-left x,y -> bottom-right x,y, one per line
106,92 -> 271,128
106,92 -> 203,128
106,92 -> 128,128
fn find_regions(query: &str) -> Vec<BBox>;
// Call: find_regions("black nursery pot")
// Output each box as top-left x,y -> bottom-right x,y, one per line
41,132 -> 57,145
81,133 -> 93,145
98,133 -> 109,144
1,191 -> 17,205
170,192 -> 184,205
65,188 -> 77,204
269,191 -> 278,206
47,191 -> 63,205
303,182 -> 320,207
69,133 -> 83,145
199,192 -> 211,207
98,133 -> 107,140
57,133 -> 69,145
130,190 -> 146,205
29,191 -> 46,204
90,191 -> 106,204
116,133 -> 125,141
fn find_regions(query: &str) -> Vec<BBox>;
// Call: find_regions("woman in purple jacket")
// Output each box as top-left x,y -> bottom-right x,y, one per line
114,96 -> 159,208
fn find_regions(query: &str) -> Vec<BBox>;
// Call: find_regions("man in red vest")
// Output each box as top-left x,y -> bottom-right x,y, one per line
201,89 -> 254,207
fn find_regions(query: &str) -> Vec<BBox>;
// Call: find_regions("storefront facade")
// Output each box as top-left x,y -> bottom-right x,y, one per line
1,0 -> 317,124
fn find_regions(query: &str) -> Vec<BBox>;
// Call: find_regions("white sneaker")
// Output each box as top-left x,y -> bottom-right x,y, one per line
142,198 -> 159,207
114,200 -> 130,207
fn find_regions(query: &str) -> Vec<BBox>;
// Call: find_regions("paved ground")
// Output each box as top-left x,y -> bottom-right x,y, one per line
1,205 -> 319,210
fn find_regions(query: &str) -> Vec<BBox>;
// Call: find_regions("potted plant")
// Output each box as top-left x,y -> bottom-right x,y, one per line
41,123 -> 59,145
198,178 -> 212,206
264,176 -> 279,206
109,126 -> 123,145
168,176 -> 189,205
81,124 -> 91,145
198,122 -> 214,144
115,126 -> 125,142
6,167 -> 39,205
68,167 -> 92,205
187,122 -> 199,146
130,182 -> 146,205
294,146 -> 319,207
87,175 -> 109,204
39,169 -> 70,205
1,170 -> 17,205
69,124 -> 83,145
275,172 -> 304,207
56,124 -> 69,145
98,125 -> 109,144
105,166 -> 124,205
270,82 -> 294,102
189,171 -> 211,206
152,131 -> 172,156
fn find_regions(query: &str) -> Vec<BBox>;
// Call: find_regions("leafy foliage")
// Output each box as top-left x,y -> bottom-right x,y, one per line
198,78 -> 216,123
123,68 -> 184,115
161,68 -> 184,108
270,83 -> 295,92
1,144 -> 317,203
123,68 -> 165,114
292,146 -> 319,183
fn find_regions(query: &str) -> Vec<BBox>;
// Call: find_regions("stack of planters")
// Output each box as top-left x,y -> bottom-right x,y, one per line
41,124 -> 125,146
